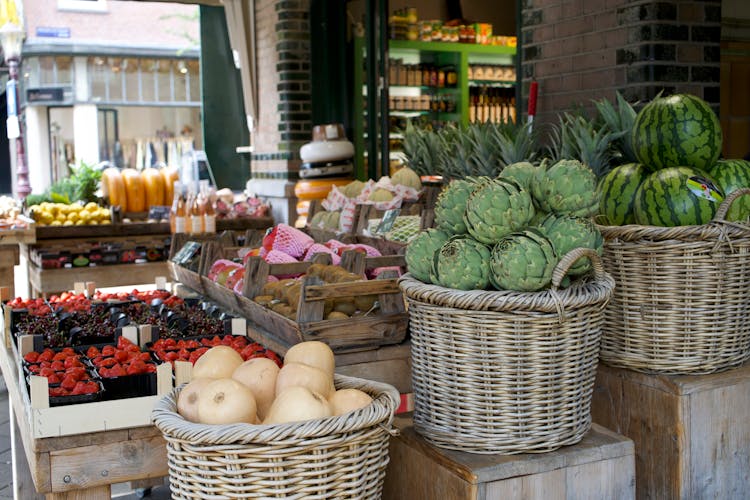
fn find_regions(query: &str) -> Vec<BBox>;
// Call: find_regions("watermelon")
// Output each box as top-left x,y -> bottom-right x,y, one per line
708,159 -> 750,222
633,166 -> 722,226
632,94 -> 722,172
597,163 -> 648,225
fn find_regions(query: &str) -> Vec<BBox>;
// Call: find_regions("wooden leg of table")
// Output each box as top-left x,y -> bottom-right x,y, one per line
10,399 -> 44,500
43,485 -> 111,500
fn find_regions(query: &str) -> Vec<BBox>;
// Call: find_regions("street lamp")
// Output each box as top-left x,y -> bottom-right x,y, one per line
0,21 -> 29,201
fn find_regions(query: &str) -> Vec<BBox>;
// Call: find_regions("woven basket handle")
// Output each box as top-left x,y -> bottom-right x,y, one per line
714,187 -> 750,221
551,247 -> 604,289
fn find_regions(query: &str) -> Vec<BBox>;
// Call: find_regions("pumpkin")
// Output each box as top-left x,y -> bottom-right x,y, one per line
141,167 -> 166,207
121,168 -> 147,212
101,167 -> 127,209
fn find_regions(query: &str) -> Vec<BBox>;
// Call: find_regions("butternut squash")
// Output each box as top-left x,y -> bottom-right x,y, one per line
121,168 -> 146,212
161,166 -> 180,203
142,167 -> 166,207
101,167 -> 127,209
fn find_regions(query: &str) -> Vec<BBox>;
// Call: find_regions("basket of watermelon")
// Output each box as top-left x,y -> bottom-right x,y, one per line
596,92 -> 750,374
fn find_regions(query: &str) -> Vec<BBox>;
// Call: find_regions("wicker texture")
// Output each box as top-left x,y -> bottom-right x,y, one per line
399,248 -> 615,454
152,374 -> 400,499
598,191 -> 750,374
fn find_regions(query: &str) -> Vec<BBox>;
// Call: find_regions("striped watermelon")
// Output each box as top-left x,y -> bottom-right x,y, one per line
597,163 -> 648,225
634,166 -> 721,226
708,159 -> 750,222
632,94 -> 722,172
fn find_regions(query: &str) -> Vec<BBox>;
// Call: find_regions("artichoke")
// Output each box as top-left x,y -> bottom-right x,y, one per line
498,161 -> 538,190
539,214 -> 603,276
431,235 -> 491,290
404,228 -> 452,284
531,159 -> 599,217
489,229 -> 557,292
463,178 -> 535,244
434,177 -> 489,235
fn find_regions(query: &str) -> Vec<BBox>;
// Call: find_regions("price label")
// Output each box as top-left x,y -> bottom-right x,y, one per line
374,208 -> 401,235
687,176 -> 724,203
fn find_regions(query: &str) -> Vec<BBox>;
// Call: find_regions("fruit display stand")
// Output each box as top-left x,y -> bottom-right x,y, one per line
382,414 -> 635,500
20,216 -> 273,297
169,244 -> 414,398
0,215 -> 35,297
0,288 -> 267,499
591,362 -> 750,500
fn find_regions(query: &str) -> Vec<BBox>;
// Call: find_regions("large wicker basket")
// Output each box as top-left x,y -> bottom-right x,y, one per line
399,248 -> 615,454
152,374 -> 400,499
597,190 -> 750,375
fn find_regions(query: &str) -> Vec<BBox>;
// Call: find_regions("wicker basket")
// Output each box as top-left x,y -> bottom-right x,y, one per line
152,374 -> 400,499
399,248 -> 615,454
597,189 -> 750,375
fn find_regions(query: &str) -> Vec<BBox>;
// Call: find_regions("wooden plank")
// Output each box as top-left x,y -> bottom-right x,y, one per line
11,401 -> 46,499
686,379 -> 750,498
49,435 -> 168,492
36,222 -> 170,240
303,278 -> 401,300
592,362 -> 750,500
335,358 -> 412,393
0,245 -> 19,266
29,261 -> 171,294
44,484 -> 111,499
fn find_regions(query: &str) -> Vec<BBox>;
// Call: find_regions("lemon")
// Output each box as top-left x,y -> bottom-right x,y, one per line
74,219 -> 86,225
50,220 -> 62,226
67,212 -> 79,222
63,220 -> 74,226
85,202 -> 99,211
99,219 -> 112,224
55,213 -> 67,223
69,204 -> 83,212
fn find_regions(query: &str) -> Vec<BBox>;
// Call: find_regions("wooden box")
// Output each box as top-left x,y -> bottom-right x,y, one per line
591,362 -> 750,500
382,415 -> 635,500
169,248 -> 409,353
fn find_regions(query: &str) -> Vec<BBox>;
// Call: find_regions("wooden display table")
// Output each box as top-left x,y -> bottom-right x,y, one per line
0,218 -> 35,297
382,415 -> 635,499
21,217 -> 273,297
591,362 -> 750,500
0,335 -> 168,499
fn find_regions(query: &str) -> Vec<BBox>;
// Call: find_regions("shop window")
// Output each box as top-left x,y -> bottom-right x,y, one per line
88,56 -> 109,101
57,0 -> 107,13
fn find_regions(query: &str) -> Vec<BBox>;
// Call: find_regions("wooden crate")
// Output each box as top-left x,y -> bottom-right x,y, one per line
170,250 -> 409,353
382,415 -> 635,500
591,362 -> 750,500
0,216 -> 36,245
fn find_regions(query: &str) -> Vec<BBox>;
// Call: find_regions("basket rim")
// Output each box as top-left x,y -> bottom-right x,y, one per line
151,373 -> 400,445
596,219 -> 750,242
398,271 -> 615,313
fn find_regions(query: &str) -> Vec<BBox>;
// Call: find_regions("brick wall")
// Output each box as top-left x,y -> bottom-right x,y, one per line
252,0 -> 312,179
521,0 -> 721,126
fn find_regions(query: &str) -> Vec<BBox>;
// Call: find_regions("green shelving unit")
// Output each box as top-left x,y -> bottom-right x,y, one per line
352,38 -> 518,180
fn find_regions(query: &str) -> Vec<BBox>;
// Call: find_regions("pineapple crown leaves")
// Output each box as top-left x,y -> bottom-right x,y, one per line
592,91 -> 638,164
494,121 -> 540,166
546,112 -> 622,178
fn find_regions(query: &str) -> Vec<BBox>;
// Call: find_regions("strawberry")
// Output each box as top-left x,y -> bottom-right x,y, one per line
47,373 -> 61,385
87,346 -> 101,358
106,364 -> 127,378
50,360 -> 65,371
23,352 -> 39,363
61,374 -> 78,391
72,381 -> 99,395
114,350 -> 130,363
101,345 -> 116,357
39,367 -> 56,378
64,356 -> 83,369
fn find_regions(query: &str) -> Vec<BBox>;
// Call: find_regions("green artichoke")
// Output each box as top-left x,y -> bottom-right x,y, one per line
463,178 -> 535,244
498,161 -> 538,190
430,235 -> 491,290
489,229 -> 557,292
539,214 -> 603,276
404,228 -> 452,284
531,159 -> 599,217
434,177 -> 489,234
